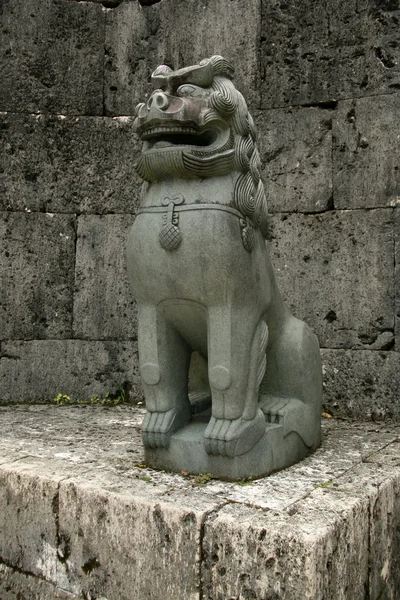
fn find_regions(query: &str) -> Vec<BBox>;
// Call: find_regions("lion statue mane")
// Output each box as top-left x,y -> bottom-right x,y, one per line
126,56 -> 322,478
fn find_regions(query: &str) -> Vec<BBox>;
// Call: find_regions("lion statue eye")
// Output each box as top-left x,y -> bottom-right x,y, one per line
177,84 -> 202,97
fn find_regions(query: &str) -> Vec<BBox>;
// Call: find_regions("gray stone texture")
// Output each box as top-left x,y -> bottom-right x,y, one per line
0,340 -> 141,403
321,349 -> 400,419
0,564 -> 77,600
0,461 -> 60,581
0,212 -> 76,340
396,208 -> 400,350
57,479 -> 219,600
256,106 -> 333,213
0,113 -> 142,214
368,468 -> 400,599
104,0 -> 261,116
73,215 -> 137,340
269,209 -> 395,349
261,0 -> 400,108
202,494 -> 370,600
333,93 -> 400,209
0,406 -> 399,600
0,0 -> 104,115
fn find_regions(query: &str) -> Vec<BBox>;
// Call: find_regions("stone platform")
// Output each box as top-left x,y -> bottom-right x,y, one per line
0,405 -> 398,600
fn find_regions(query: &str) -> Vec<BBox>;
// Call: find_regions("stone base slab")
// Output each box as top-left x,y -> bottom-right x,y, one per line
145,416 -> 314,481
0,405 -> 398,600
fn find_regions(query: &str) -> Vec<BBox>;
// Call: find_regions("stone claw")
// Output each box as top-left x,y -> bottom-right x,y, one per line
141,406 -> 191,449
204,409 -> 266,457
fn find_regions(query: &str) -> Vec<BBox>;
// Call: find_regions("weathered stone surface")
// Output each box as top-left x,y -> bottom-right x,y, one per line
202,493 -> 370,600
0,407 -> 398,600
0,212 -> 75,339
1,406 -> 398,506
73,215 -> 137,340
67,0 -> 120,4
367,468 -> 400,599
0,113 -> 142,213
0,563 -> 78,600
395,207 -> 400,350
0,461 -> 60,581
261,0 -> 400,108
105,0 -> 261,116
0,0 -> 104,115
256,106 -> 333,213
203,421 -> 399,510
0,405 -> 147,469
333,94 -> 400,209
321,349 -> 400,420
269,209 -> 394,349
57,479 -> 219,600
0,341 -> 141,403
301,455 -> 400,600
202,448 -> 400,600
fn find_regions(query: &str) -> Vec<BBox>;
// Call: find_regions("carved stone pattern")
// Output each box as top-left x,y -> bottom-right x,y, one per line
159,221 -> 182,250
240,218 -> 255,253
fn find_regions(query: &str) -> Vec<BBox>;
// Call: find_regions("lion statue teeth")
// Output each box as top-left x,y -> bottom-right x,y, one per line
126,56 -> 322,479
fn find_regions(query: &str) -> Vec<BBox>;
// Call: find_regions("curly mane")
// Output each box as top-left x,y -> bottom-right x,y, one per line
206,56 -> 269,239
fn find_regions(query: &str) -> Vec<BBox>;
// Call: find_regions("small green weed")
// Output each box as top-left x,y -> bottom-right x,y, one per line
53,380 -> 130,407
53,393 -> 73,405
139,475 -> 152,483
313,479 -> 333,490
235,478 -> 253,486
192,473 -> 213,486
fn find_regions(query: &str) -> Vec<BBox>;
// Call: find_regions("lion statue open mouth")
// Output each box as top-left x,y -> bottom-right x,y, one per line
126,56 -> 322,479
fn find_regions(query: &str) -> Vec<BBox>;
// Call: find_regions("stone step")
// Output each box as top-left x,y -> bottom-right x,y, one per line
0,405 -> 398,600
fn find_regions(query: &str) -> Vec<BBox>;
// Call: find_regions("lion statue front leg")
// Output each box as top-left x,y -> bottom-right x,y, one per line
137,305 -> 192,449
204,310 -> 268,457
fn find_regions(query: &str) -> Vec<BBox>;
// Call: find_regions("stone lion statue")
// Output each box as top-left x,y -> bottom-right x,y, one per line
126,56 -> 322,478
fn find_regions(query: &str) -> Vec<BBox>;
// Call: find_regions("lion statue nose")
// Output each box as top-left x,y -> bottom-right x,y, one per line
147,91 -> 170,111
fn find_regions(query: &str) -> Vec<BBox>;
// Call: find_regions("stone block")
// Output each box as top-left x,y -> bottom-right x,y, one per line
0,212 -> 75,339
104,0 -> 261,116
368,471 -> 400,599
0,564 -> 77,600
0,406 -> 398,599
67,0 -> 120,3
0,113 -> 142,214
333,94 -> 400,209
321,349 -> 400,420
261,0 -> 400,109
262,0 -> 400,109
269,209 -> 394,349
299,456 -> 400,600
0,404 -> 147,470
73,215 -> 137,340
0,461 -> 60,581
256,107 -> 333,213
395,208 -> 400,350
202,492 -> 370,600
0,0 -> 104,115
56,479 -> 221,600
0,340 -> 141,403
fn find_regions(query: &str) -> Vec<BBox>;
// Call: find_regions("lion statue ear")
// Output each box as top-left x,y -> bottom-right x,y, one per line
152,64 -> 173,78
200,55 -> 235,79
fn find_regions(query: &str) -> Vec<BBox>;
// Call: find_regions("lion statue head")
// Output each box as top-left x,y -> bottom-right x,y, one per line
133,55 -> 269,238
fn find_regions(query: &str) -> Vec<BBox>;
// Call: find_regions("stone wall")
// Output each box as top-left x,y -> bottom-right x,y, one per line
1,0 -> 399,419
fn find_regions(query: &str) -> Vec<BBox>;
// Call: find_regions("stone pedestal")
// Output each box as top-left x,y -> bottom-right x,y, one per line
145,410 -> 316,480
0,404 -> 398,600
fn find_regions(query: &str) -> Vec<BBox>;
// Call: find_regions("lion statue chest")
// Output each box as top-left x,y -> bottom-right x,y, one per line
127,180 -> 272,311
